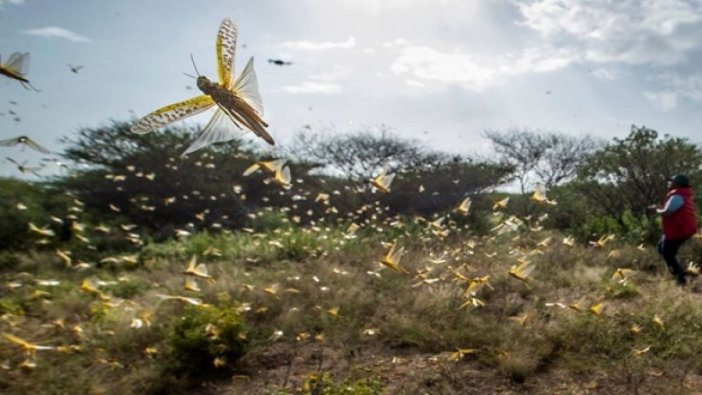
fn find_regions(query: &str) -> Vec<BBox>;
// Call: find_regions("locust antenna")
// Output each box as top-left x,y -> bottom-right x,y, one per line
190,53 -> 201,77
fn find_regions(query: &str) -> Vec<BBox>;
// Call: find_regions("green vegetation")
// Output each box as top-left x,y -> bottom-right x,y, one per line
168,304 -> 247,379
298,373 -> 384,395
1,123 -> 701,393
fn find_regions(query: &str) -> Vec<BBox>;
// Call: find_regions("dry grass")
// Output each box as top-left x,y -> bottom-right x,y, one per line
1,226 -> 702,394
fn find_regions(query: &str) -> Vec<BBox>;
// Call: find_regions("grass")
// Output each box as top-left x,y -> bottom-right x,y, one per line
1,222 -> 702,393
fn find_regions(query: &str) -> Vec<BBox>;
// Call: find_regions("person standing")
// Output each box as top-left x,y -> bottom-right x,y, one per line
648,175 -> 698,285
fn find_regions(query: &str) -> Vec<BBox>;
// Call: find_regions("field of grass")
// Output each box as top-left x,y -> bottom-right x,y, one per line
2,214 -> 702,394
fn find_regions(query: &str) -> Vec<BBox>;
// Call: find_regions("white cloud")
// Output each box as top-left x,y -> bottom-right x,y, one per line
336,0 -> 462,14
23,26 -> 91,42
513,0 -> 702,109
591,68 -> 618,80
644,91 -> 679,111
391,46 -> 500,92
307,65 -> 352,82
514,0 -> 702,66
517,0 -> 702,38
405,79 -> 425,88
282,36 -> 355,51
0,0 -> 25,6
382,38 -> 410,48
281,64 -> 349,95
507,45 -> 579,73
390,44 -> 579,92
282,81 -> 343,94
655,72 -> 702,102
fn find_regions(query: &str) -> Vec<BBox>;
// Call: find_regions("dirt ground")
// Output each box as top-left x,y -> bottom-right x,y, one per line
199,344 -> 702,395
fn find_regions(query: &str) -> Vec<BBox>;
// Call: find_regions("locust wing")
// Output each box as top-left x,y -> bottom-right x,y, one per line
131,95 -> 215,134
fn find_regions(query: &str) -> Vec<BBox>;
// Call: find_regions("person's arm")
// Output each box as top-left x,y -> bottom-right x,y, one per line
656,195 -> 684,217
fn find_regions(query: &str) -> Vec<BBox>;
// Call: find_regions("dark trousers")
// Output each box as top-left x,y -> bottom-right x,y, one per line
657,237 -> 690,285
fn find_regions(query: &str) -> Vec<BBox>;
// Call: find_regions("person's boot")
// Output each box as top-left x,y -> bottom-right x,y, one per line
677,274 -> 688,286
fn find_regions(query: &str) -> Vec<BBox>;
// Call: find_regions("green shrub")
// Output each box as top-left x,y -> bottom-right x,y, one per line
602,281 -> 640,300
297,373 -> 384,395
0,178 -> 49,251
683,237 -> 702,267
0,297 -> 24,316
168,304 -> 247,379
250,210 -> 288,232
573,211 -> 661,246
273,230 -> 325,261
0,251 -> 21,271
108,277 -> 152,299
620,210 -> 660,244
575,215 -> 622,243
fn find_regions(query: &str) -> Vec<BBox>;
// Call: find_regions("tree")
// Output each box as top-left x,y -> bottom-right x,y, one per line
383,157 -> 514,217
484,128 -> 600,192
577,125 -> 702,223
0,178 -> 49,251
288,125 -> 442,183
52,121 -> 518,239
534,134 -> 601,188
484,129 -> 548,194
57,122 -> 273,237
287,126 -> 512,222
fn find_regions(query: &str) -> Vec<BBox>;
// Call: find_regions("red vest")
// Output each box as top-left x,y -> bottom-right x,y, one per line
662,187 -> 698,240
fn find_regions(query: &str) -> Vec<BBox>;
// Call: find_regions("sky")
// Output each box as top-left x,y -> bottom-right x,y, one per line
1,0 -> 702,178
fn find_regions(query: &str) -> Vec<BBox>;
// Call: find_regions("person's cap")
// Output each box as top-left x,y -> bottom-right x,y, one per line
668,174 -> 690,187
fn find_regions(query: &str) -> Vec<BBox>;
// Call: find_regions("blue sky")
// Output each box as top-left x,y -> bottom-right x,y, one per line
1,0 -> 702,178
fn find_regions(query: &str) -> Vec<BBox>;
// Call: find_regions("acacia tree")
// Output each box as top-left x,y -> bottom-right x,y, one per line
484,128 -> 599,191
577,125 -> 702,222
534,134 -> 601,188
484,129 -> 548,194
287,125 -> 513,221
56,122 -> 517,236
288,125 -> 442,183
57,121 -> 280,236
383,157 -> 514,217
